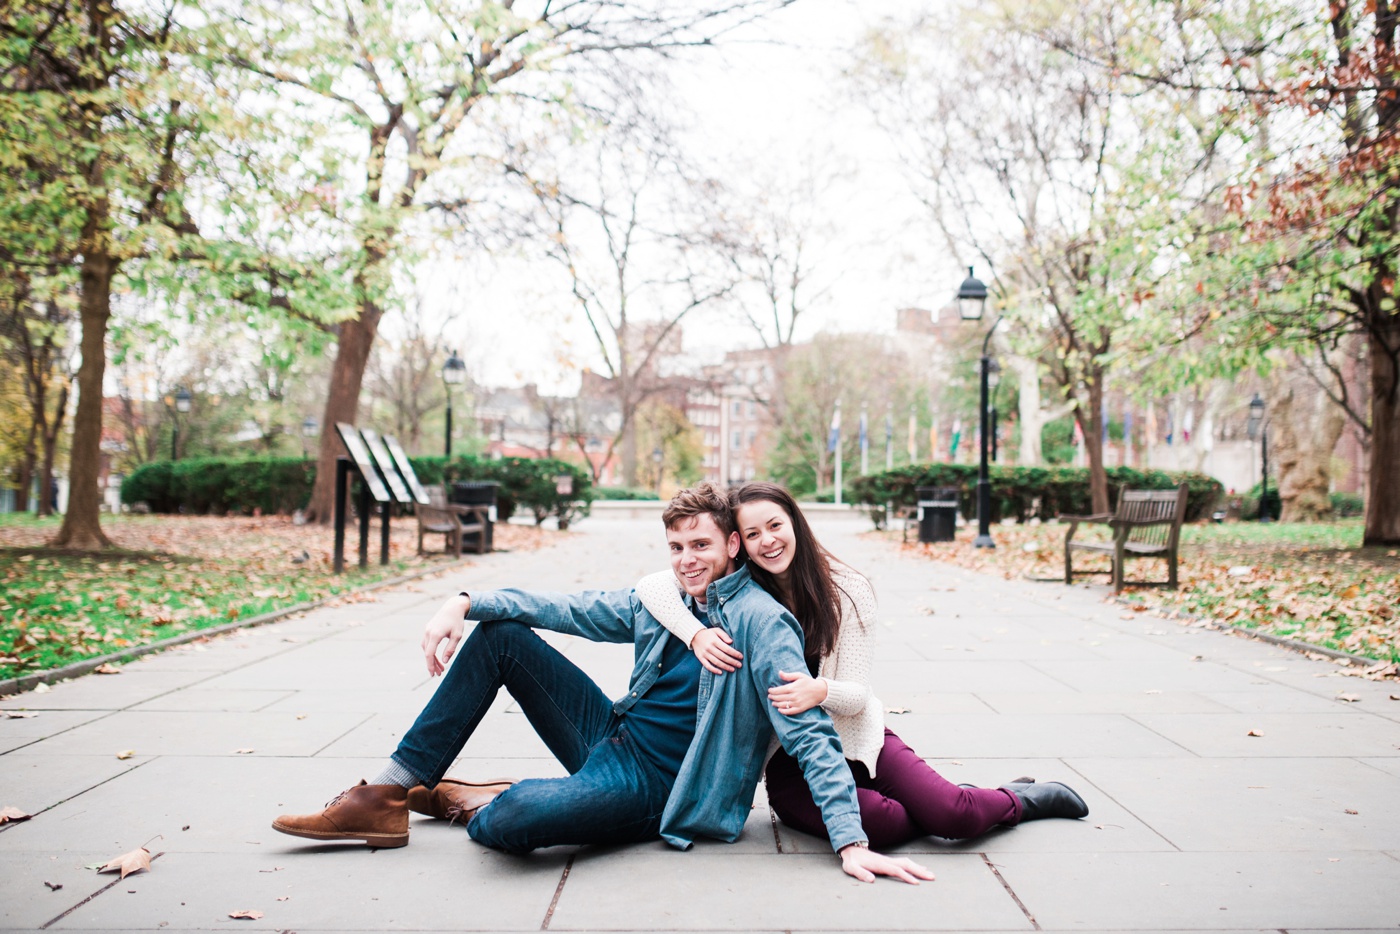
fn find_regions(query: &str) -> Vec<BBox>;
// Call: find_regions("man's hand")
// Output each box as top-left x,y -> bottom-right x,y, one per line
422,594 -> 471,677
768,670 -> 828,715
690,628 -> 744,674
839,845 -> 935,884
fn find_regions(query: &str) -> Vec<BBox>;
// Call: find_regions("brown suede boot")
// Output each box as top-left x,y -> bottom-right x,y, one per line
272,781 -> 409,847
407,777 -> 516,824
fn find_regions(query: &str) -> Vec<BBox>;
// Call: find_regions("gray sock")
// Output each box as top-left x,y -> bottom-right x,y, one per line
372,759 -> 423,788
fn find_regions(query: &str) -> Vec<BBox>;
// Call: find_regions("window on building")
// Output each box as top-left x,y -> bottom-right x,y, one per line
747,401 -> 756,418
731,430 -> 742,450
747,430 -> 757,448
731,400 -> 743,418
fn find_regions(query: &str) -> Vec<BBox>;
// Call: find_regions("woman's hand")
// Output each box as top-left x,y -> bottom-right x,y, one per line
422,594 -> 470,677
768,670 -> 828,716
690,628 -> 744,674
839,845 -> 935,884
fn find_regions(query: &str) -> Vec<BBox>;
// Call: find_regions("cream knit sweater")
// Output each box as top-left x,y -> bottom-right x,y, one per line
634,564 -> 885,775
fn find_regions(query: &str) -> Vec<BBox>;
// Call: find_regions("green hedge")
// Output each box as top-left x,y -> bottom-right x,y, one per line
123,453 -> 594,525
850,464 -> 1223,524
412,455 -> 594,527
593,486 -> 661,501
121,458 -> 316,515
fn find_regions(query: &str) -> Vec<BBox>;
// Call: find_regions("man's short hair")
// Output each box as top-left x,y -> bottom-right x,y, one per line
662,482 -> 736,539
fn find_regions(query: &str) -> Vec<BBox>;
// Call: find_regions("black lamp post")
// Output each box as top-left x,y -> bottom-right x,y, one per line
171,387 -> 192,461
441,350 -> 466,458
956,267 -> 1000,548
988,360 -> 1001,463
1247,393 -> 1271,523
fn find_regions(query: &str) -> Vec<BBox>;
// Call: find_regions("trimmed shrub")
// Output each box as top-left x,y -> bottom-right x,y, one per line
594,486 -> 662,501
850,463 -> 1223,524
1330,491 -> 1365,519
123,453 -> 592,523
122,458 -> 316,515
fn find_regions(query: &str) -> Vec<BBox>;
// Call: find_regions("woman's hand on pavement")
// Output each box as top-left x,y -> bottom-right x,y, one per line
690,628 -> 743,674
839,845 -> 935,884
422,594 -> 470,677
768,670 -> 828,715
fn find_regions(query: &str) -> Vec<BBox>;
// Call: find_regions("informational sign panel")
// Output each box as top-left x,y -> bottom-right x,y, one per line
360,428 -> 413,504
335,422 -> 391,503
384,435 -> 431,505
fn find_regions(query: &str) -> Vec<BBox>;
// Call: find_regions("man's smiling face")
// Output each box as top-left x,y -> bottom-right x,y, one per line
665,513 -> 740,600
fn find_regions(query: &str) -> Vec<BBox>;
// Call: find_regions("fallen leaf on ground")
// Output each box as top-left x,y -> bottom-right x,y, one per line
116,750 -> 135,760
0,806 -> 32,824
1144,689 -> 1162,695
97,847 -> 150,880
234,748 -> 255,755
92,664 -> 121,674
1389,694 -> 1400,701
295,713 -> 307,720
1344,808 -> 1359,815
1246,729 -> 1264,737
277,896 -> 290,901
33,682 -> 50,693
228,909 -> 263,920
3,710 -> 37,719
1336,693 -> 1360,702
43,880 -> 62,890
885,707 -> 910,714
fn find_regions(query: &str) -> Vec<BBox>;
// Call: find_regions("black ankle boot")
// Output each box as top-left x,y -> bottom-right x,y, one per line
1004,781 -> 1088,821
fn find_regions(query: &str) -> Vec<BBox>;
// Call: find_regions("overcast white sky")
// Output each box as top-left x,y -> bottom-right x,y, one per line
434,0 -> 960,393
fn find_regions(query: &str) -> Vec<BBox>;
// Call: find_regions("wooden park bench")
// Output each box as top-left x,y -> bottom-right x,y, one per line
1062,483 -> 1189,594
418,485 -> 490,557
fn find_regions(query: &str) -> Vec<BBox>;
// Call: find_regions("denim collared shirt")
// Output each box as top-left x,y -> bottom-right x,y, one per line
468,564 -> 865,853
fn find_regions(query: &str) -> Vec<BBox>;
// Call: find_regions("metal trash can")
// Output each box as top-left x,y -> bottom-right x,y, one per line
451,481 -> 499,552
916,486 -> 959,543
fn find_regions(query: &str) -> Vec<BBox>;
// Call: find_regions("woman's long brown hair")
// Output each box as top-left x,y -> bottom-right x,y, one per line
728,482 -> 849,662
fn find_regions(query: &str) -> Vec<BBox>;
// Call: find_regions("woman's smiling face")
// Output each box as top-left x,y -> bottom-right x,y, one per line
735,499 -> 798,580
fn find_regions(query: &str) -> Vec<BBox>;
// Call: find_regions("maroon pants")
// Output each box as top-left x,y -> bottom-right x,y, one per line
764,728 -> 1022,849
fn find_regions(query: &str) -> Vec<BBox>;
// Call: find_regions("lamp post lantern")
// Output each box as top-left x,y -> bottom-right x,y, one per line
171,387 -> 192,460
955,268 -> 1001,548
301,415 -> 319,460
441,350 -> 467,458
1247,393 -> 1271,523
652,446 -> 664,495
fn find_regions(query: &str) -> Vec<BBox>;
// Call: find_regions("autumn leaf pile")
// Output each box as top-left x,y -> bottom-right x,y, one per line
0,514 -> 550,680
879,518 -> 1399,666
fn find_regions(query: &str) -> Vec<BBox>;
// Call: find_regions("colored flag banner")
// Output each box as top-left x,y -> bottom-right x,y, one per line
828,400 -> 842,453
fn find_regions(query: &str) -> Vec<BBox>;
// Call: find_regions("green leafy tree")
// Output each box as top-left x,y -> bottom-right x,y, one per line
224,0 -> 796,519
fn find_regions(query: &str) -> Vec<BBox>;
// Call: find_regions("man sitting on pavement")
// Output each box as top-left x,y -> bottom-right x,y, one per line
272,483 -> 933,884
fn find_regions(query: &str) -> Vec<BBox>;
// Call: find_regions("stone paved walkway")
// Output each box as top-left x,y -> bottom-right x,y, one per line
2,514 -> 1398,932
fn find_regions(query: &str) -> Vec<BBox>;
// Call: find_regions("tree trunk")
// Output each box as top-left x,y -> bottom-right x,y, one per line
16,424 -> 36,514
1082,377 -> 1110,515
304,297 -> 385,523
35,382 -> 69,519
50,249 -> 114,549
1011,354 -> 1074,466
1270,360 -> 1347,522
1363,316 -> 1400,544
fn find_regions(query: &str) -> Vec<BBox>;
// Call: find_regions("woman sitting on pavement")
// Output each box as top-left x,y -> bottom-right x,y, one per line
636,481 -> 1088,849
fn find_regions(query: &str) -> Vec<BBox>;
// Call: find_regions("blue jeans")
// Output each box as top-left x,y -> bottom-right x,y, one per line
392,620 -> 673,853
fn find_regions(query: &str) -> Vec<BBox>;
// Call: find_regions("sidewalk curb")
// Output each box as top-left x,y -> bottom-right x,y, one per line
0,559 -> 469,698
1115,596 -> 1383,668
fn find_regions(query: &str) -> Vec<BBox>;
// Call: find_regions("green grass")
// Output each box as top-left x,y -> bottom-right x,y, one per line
0,550 -> 419,681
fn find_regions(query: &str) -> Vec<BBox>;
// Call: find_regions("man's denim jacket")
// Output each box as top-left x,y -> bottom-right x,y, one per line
468,564 -> 866,853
